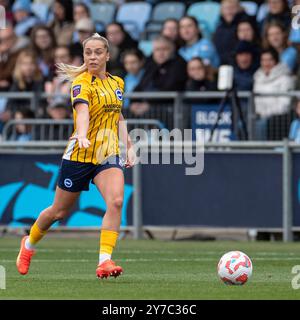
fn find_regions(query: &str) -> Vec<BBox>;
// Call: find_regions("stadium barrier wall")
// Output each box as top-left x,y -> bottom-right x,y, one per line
0,141 -> 298,241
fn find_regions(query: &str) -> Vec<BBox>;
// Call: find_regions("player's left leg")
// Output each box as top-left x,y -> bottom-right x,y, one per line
93,167 -> 124,278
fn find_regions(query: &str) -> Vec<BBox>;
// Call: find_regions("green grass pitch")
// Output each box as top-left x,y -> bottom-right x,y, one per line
0,236 -> 300,299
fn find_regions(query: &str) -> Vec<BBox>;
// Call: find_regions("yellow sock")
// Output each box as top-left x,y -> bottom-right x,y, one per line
99,229 -> 119,264
28,222 -> 47,246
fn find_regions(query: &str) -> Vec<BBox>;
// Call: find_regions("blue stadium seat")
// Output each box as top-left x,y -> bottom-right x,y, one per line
256,3 -> 269,22
33,0 -> 53,5
144,2 -> 185,40
151,1 -> 186,22
240,1 -> 258,16
138,40 -> 153,57
116,2 -> 152,40
90,3 -> 116,31
187,2 -> 221,37
31,3 -> 50,23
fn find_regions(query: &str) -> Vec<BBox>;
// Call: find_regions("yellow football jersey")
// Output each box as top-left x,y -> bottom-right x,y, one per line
63,71 -> 124,164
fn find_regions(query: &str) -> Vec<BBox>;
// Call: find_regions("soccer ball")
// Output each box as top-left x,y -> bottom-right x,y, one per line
217,251 -> 253,285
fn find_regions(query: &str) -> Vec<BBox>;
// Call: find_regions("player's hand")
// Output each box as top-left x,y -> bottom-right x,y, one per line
125,146 -> 136,168
69,135 -> 91,148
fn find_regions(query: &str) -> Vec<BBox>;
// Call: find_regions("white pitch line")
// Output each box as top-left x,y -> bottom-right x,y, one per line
0,248 -> 299,256
1,257 -> 300,263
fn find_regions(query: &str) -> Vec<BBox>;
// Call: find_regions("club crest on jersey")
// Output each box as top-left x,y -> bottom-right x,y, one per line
115,89 -> 123,101
72,85 -> 81,98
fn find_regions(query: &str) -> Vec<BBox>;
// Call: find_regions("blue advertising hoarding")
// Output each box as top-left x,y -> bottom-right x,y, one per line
0,152 -> 299,228
0,154 -> 133,228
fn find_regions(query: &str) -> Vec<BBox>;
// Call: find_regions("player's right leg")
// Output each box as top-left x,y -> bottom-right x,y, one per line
16,186 -> 79,275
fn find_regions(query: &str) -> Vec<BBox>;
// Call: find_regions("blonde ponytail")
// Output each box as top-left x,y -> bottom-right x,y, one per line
56,63 -> 88,82
56,33 -> 110,82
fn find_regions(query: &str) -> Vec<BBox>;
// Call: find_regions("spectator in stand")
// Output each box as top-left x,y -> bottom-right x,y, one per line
263,21 -> 298,73
236,18 -> 261,66
49,0 -> 74,46
178,16 -> 219,68
131,36 -> 187,117
121,49 -> 145,108
72,2 -> 91,43
260,0 -> 291,32
0,22 -> 29,91
134,36 -> 187,92
0,22 -> 30,132
161,18 -> 183,50
185,57 -> 217,91
213,0 -> 251,65
254,48 -> 295,139
73,2 -> 90,23
30,25 -> 56,79
289,99 -> 300,142
4,49 -> 43,124
46,103 -> 71,140
12,0 -> 40,37
105,22 -> 138,77
9,108 -> 35,142
44,46 -> 72,114
233,41 -> 259,91
70,18 -> 95,66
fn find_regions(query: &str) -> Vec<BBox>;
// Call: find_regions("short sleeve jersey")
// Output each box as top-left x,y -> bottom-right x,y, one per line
63,71 -> 124,164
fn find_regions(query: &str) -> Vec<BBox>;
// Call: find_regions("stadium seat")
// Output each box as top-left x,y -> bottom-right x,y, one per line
187,2 -> 221,37
150,2 -> 186,22
116,2 -> 152,40
144,22 -> 162,40
144,2 -> 185,40
138,40 -> 153,57
90,3 -> 116,31
33,0 -> 53,5
31,3 -> 50,23
256,3 -> 269,22
240,1 -> 258,16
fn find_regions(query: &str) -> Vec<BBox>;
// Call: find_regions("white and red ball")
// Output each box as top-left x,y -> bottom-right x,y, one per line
217,251 -> 253,285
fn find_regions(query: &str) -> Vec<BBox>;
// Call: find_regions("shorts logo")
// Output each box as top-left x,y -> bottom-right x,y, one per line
115,89 -> 123,101
72,85 -> 81,98
64,178 -> 73,188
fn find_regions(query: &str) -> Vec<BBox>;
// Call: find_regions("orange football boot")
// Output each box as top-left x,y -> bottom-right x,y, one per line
96,260 -> 123,279
16,236 -> 35,275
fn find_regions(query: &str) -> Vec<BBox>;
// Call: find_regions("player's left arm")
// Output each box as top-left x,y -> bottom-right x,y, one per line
119,112 -> 136,168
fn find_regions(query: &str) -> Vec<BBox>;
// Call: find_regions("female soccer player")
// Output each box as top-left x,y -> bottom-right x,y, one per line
16,33 -> 136,279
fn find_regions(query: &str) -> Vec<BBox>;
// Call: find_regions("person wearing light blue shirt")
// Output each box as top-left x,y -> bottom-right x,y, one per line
281,46 -> 298,73
178,16 -> 220,68
265,21 -> 298,73
12,0 -> 40,37
289,100 -> 300,143
122,49 -> 145,108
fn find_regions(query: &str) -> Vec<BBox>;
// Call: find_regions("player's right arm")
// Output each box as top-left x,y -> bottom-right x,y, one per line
71,103 -> 91,149
69,78 -> 91,149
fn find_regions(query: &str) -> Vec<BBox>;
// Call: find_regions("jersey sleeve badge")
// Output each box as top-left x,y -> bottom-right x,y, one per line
72,85 -> 81,98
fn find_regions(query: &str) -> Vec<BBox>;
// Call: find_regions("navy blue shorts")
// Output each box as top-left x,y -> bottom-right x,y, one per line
57,155 -> 124,192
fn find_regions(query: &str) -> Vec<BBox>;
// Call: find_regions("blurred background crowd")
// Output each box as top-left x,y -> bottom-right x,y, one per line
1,0 -> 300,141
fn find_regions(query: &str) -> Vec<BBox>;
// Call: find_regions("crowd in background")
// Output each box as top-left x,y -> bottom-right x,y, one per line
1,0 -> 300,141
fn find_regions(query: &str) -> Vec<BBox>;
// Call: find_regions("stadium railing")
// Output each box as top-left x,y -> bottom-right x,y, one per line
0,90 -> 299,141
1,118 -> 165,141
